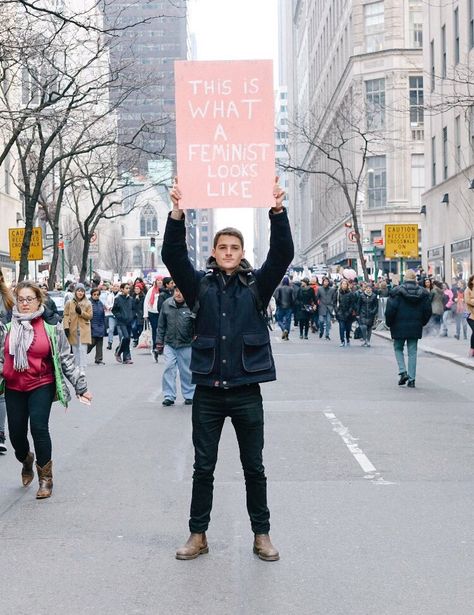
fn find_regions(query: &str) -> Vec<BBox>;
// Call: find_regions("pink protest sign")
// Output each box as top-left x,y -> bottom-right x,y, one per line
174,59 -> 275,209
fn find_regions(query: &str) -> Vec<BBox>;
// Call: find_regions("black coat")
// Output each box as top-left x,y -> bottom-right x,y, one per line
385,281 -> 432,339
356,292 -> 379,326
162,209 -> 294,388
294,286 -> 316,321
131,293 -> 145,324
335,289 -> 355,321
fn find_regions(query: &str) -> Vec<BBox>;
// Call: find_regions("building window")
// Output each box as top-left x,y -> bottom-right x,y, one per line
411,154 -> 424,209
455,115 -> 461,168
409,76 -> 424,125
430,40 -> 435,91
431,136 -> 436,187
367,156 -> 386,209
441,25 -> 447,78
366,78 -> 385,129
364,1 -> 384,53
139,204 -> 158,237
442,126 -> 448,180
454,8 -> 460,64
132,246 -> 142,267
408,0 -> 423,48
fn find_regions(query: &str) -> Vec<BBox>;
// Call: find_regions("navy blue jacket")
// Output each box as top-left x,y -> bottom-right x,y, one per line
385,281 -> 432,339
161,209 -> 294,388
112,293 -> 134,326
90,298 -> 106,337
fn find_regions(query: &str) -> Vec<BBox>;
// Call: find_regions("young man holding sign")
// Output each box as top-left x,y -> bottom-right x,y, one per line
162,177 -> 293,561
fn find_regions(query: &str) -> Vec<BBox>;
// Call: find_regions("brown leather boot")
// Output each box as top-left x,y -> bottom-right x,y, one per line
36,461 -> 53,499
175,532 -> 208,560
253,534 -> 280,561
21,451 -> 35,487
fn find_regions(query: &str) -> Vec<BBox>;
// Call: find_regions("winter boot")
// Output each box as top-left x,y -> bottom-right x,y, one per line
36,461 -> 53,499
21,451 -> 35,486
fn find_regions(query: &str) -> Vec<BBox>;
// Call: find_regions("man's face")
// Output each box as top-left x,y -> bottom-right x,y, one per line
122,284 -> 130,295
166,281 -> 175,291
174,288 -> 184,303
212,234 -> 244,274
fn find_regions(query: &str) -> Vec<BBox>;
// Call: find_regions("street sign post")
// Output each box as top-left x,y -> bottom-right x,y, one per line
8,227 -> 43,261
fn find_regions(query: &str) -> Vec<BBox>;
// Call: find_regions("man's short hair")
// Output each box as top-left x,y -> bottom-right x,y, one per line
213,227 -> 244,249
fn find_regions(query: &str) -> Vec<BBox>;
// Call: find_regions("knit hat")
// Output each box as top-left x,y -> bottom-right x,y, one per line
404,270 -> 416,281
75,283 -> 86,291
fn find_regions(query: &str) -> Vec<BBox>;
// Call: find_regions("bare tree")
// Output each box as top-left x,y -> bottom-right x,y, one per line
103,227 -> 130,279
281,88 -> 384,281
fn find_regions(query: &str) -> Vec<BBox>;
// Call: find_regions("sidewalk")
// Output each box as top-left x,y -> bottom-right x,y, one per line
373,325 -> 474,370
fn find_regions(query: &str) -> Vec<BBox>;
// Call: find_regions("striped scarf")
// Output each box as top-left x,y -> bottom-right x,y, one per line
9,305 -> 45,371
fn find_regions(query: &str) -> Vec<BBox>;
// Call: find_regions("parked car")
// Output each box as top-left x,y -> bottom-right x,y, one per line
47,290 -> 65,318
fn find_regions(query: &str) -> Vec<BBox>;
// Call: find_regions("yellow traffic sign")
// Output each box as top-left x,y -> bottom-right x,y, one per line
384,224 -> 419,259
9,227 -> 44,261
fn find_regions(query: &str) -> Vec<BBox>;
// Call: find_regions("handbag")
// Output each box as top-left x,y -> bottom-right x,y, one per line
137,321 -> 152,349
354,325 -> 362,339
304,304 -> 316,313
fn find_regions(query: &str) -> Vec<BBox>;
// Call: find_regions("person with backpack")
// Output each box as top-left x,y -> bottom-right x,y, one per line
162,177 -> 294,562
0,281 -> 92,499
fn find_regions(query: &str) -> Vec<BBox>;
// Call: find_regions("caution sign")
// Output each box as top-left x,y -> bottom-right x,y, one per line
9,227 -> 43,261
385,224 -> 418,259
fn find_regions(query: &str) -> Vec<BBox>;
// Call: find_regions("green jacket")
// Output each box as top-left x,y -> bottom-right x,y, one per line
0,320 -> 87,407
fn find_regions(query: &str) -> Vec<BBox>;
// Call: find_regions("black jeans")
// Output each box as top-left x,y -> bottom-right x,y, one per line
190,384 -> 270,534
299,317 -> 310,337
5,383 -> 55,467
338,318 -> 352,343
116,324 -> 132,360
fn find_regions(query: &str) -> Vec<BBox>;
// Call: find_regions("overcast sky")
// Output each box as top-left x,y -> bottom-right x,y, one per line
187,0 -> 279,260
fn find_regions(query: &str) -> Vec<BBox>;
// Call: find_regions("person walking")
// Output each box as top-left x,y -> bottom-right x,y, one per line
316,277 -> 336,340
429,281 -> 445,335
104,282 -> 120,350
162,177 -> 293,562
0,269 -> 14,454
63,283 -> 92,375
112,282 -> 134,364
274,276 -> 294,340
385,270 -> 432,387
0,281 -> 92,498
294,278 -> 316,339
356,283 -> 379,347
131,283 -> 145,347
335,279 -> 355,347
156,287 -> 195,406
87,287 -> 107,365
453,280 -> 468,341
465,275 -> 474,357
144,277 -> 163,361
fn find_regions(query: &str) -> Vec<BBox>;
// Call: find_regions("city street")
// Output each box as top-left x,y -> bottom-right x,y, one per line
1,331 -> 473,615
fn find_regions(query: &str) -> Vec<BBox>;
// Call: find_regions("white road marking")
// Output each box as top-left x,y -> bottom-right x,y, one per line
324,409 -> 395,485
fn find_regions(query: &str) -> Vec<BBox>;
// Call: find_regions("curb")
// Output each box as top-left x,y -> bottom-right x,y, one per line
372,330 -> 474,371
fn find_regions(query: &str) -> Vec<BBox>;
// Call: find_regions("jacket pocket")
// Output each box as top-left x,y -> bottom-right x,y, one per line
191,335 -> 216,374
242,333 -> 272,373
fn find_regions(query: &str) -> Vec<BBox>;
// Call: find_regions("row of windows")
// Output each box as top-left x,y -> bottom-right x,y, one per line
365,76 -> 424,131
364,0 -> 423,53
430,0 -> 474,91
431,113 -> 468,187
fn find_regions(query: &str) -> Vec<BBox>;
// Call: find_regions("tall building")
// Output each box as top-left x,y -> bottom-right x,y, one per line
105,0 -> 188,172
421,0 -> 474,281
281,0 -> 425,279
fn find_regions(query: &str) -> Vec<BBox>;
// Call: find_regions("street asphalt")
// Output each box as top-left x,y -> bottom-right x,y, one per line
1,327 -> 473,615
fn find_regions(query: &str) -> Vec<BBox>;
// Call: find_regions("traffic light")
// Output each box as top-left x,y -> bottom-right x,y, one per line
150,237 -> 156,252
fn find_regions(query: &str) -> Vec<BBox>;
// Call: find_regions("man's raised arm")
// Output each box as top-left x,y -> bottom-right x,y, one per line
161,178 -> 202,309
